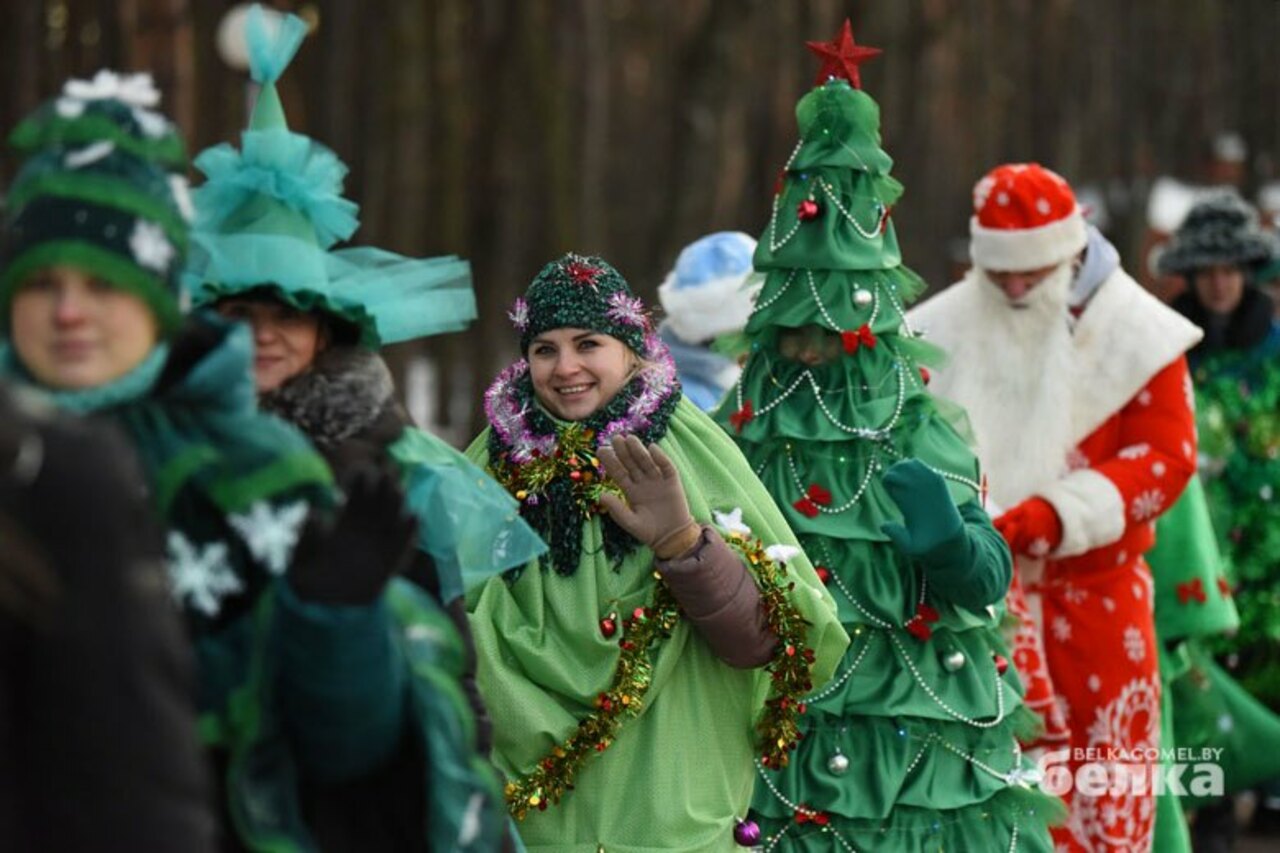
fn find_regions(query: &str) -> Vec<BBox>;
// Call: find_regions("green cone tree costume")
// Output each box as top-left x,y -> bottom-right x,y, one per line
714,22 -> 1060,850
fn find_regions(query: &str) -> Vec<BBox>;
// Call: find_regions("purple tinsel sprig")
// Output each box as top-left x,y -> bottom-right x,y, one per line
604,291 -> 648,329
508,297 -> 530,332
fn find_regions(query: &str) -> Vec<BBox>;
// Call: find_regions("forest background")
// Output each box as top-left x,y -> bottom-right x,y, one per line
4,0 -> 1279,439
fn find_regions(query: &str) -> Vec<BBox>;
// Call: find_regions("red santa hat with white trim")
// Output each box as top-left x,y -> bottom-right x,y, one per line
969,163 -> 1088,271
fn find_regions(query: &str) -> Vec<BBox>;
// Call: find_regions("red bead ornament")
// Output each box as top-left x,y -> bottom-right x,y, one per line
994,654 -> 1010,675
919,366 -> 931,385
599,613 -> 617,638
797,198 -> 821,221
1217,577 -> 1232,597
815,566 -> 831,584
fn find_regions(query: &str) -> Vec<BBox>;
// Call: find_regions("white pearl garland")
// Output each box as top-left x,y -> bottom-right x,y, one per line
753,270 -> 797,314
802,628 -> 877,702
817,177 -> 887,239
786,446 -> 881,514
885,630 -> 1009,729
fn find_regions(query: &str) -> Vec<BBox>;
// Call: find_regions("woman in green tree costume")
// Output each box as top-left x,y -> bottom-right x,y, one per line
465,254 -> 848,851
714,21 -> 1062,851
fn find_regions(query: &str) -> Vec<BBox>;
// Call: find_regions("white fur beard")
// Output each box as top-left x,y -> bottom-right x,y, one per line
941,265 -> 1078,507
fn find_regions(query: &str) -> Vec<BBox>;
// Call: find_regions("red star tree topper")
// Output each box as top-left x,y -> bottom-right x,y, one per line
806,19 -> 882,89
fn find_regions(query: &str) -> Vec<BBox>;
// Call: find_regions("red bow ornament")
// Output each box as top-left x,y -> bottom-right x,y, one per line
729,399 -> 755,433
842,323 -> 877,354
795,806 -> 830,826
793,483 -> 833,518
905,602 -> 940,640
1177,578 -> 1207,605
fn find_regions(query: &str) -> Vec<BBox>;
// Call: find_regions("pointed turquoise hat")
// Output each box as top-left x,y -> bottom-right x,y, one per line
185,5 -> 475,347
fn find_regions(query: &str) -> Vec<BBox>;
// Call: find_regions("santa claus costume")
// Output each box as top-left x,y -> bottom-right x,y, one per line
910,164 -> 1203,851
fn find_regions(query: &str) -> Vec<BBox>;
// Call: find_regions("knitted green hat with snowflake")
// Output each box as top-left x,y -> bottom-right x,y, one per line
512,254 -> 651,353
0,71 -> 191,333
186,5 -> 475,348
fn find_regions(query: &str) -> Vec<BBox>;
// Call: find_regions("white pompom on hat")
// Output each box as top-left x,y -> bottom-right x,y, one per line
658,231 -> 760,345
969,163 -> 1088,272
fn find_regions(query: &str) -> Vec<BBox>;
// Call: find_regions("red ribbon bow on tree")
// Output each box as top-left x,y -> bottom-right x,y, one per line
793,483 -> 833,518
1176,578 -> 1207,605
795,807 -> 830,826
905,602 -> 940,640
842,324 -> 877,354
729,399 -> 755,433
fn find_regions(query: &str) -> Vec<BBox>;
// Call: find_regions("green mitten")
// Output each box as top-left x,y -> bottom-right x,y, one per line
880,459 -> 1011,610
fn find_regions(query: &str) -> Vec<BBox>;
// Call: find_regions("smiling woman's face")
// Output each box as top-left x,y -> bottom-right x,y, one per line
527,327 -> 636,421
216,296 -> 327,393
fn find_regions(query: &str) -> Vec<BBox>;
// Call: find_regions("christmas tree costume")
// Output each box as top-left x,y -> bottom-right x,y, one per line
712,23 -> 1058,851
912,162 -> 1202,851
1146,476 -> 1237,852
0,66 -> 508,852
185,6 -> 545,607
465,255 -> 848,851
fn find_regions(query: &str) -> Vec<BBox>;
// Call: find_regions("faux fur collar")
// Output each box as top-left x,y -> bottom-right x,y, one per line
259,345 -> 396,450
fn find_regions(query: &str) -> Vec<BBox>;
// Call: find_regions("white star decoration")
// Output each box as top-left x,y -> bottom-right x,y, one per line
128,219 -> 174,273
228,500 -> 309,576
765,544 -> 801,565
712,507 -> 752,536
167,531 -> 242,617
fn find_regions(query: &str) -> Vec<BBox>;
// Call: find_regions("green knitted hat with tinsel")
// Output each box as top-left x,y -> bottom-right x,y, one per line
1158,192 -> 1274,277
1,72 -> 190,333
513,254 -> 650,354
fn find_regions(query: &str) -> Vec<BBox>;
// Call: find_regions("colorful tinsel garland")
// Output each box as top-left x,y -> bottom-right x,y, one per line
504,524 -> 817,819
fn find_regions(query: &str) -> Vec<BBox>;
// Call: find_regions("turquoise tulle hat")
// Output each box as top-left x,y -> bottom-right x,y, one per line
184,5 -> 475,347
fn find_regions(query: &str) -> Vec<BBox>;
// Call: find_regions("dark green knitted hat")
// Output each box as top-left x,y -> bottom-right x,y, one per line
513,254 -> 651,353
1157,193 -> 1274,277
1,72 -> 189,333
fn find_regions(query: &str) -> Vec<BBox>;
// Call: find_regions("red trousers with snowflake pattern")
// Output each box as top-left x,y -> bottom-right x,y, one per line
1016,555 -> 1161,852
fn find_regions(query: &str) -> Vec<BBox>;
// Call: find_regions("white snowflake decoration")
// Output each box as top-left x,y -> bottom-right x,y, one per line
63,70 -> 161,108
972,175 -> 996,210
63,140 -> 115,170
228,500 -> 309,576
604,291 -> 648,328
1117,443 -> 1150,460
1123,625 -> 1146,662
1136,389 -> 1153,406
131,106 -> 170,139
1087,674 -> 1102,692
129,219 -> 174,273
1051,615 -> 1073,641
1130,488 -> 1165,521
1028,536 -> 1051,557
167,531 -> 242,617
712,507 -> 752,536
764,543 -> 801,565
168,174 -> 195,223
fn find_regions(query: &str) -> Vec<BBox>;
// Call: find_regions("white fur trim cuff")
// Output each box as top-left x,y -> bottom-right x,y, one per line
970,209 -> 1088,272
658,271 -> 761,345
1041,468 -> 1126,558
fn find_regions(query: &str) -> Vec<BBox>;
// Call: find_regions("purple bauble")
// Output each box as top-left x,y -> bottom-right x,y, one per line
733,818 -> 762,846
